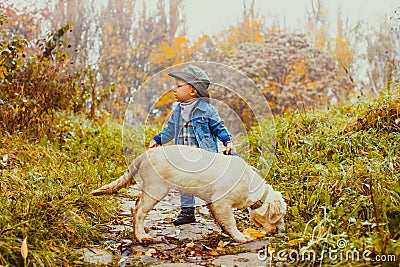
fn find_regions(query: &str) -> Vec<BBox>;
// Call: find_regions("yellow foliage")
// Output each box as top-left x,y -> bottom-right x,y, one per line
150,36 -> 193,68
314,28 -> 327,49
306,5 -> 328,50
287,60 -> 312,84
153,91 -> 174,108
212,12 -> 265,59
0,65 -> 8,79
307,11 -> 353,78
333,17 -> 353,75
287,238 -> 305,247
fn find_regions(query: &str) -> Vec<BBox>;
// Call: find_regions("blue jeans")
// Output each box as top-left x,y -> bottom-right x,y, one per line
181,193 -> 195,208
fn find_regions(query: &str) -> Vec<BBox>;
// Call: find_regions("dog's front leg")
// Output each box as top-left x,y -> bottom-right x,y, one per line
132,192 -> 159,242
207,203 -> 252,243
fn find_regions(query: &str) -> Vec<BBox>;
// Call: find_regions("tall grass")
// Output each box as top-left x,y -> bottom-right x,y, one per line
0,113 -> 125,266
250,88 -> 400,265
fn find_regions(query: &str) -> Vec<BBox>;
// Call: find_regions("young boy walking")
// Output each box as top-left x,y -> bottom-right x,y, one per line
148,64 -> 234,226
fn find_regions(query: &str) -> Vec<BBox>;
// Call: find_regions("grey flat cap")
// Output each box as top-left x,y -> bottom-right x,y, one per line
168,65 -> 211,99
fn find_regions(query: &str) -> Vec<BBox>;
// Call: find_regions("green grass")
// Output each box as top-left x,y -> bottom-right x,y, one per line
253,88 -> 400,265
0,113 -> 126,266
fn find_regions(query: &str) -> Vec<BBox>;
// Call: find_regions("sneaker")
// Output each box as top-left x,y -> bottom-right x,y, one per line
173,207 -> 196,226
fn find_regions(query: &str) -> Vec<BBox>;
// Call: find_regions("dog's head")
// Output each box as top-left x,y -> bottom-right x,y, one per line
250,185 -> 286,233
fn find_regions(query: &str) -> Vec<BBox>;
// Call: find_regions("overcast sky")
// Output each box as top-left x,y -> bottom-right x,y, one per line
7,0 -> 399,38
182,0 -> 399,39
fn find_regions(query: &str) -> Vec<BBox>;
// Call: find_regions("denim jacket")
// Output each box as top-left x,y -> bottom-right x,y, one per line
152,99 -> 232,152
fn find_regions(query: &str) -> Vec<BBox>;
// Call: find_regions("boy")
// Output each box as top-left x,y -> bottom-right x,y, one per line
148,64 -> 234,226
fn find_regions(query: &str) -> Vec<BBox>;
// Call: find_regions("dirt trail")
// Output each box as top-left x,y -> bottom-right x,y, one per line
82,185 -> 274,266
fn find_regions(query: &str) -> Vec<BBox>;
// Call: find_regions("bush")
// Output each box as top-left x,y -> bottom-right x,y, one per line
0,19 -> 115,141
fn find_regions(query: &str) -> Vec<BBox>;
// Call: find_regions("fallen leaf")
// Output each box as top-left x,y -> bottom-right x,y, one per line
136,251 -> 143,256
64,225 -> 77,234
243,228 -> 266,239
145,248 -> 156,256
209,249 -> 219,256
268,246 -> 276,253
287,238 -> 304,247
186,241 -> 195,248
21,237 -> 28,261
217,240 -> 230,248
50,246 -> 61,252
141,237 -> 153,242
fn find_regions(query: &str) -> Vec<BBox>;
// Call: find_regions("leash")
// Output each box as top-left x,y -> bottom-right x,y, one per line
222,149 -> 240,157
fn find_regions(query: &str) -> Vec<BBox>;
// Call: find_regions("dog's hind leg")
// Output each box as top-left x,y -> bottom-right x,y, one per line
132,192 -> 158,242
132,185 -> 170,242
207,202 -> 251,243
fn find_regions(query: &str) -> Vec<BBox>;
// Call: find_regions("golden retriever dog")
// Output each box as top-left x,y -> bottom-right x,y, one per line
90,145 -> 286,243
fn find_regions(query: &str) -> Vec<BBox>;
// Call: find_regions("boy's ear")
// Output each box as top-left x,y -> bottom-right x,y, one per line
190,87 -> 199,97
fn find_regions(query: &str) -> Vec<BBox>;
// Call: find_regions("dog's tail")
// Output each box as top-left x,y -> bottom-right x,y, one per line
90,154 -> 143,196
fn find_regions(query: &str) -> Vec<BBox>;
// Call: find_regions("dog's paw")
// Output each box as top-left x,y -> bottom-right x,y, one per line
233,233 -> 254,243
243,234 -> 254,243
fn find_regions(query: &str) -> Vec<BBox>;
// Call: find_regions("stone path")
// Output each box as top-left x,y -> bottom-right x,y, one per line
82,185 -> 275,266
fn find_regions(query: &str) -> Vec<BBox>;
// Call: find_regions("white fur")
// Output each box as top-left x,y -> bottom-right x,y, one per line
91,145 -> 286,243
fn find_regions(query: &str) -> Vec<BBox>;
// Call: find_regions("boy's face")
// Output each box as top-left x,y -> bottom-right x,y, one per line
173,78 -> 199,102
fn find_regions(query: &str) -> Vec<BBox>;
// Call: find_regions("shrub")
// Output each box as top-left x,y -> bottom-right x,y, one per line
0,19 -> 115,141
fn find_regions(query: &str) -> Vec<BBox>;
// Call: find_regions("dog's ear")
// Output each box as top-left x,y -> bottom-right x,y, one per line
267,199 -> 285,224
263,186 -> 286,225
252,185 -> 287,224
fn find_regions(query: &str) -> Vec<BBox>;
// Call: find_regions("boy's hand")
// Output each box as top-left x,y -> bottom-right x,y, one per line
149,140 -> 160,148
225,141 -> 234,154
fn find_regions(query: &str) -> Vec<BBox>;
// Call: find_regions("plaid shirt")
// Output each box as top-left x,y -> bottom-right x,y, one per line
176,120 -> 199,147
153,99 -> 232,152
